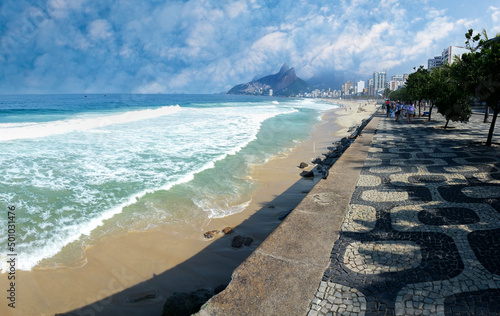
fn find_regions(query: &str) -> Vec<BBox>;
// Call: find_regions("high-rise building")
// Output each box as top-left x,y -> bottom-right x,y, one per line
389,75 -> 405,91
391,75 -> 403,81
428,55 -> 444,69
428,46 -> 468,69
368,78 -> 374,96
442,46 -> 468,65
343,81 -> 354,96
373,71 -> 387,96
355,80 -> 365,94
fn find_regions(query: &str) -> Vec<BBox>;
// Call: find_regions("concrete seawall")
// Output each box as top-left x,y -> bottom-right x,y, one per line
196,112 -> 381,315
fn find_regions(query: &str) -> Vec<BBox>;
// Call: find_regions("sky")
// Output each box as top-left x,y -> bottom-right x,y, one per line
0,0 -> 498,94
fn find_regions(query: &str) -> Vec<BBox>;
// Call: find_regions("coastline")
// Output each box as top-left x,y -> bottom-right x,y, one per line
1,100 -> 378,316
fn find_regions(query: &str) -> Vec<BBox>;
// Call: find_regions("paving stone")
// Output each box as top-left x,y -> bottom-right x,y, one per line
307,111 -> 500,315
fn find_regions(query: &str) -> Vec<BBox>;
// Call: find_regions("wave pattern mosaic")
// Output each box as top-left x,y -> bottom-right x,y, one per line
309,116 -> 500,316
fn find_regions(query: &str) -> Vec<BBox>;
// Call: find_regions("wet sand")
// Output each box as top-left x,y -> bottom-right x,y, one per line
0,100 -> 378,316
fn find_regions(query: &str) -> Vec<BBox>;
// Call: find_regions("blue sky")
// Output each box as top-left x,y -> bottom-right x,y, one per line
0,0 -> 498,94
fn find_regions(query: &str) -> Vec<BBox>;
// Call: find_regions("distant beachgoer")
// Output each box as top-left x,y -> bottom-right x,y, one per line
403,103 -> 409,122
408,104 -> 415,123
386,104 -> 391,117
395,103 -> 402,122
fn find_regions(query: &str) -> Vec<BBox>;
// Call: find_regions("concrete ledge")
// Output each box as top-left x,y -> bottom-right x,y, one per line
196,114 -> 381,316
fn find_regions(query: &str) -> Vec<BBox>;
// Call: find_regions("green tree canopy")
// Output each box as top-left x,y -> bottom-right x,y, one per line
460,29 -> 500,146
388,86 -> 408,102
434,62 -> 472,128
405,66 -> 431,116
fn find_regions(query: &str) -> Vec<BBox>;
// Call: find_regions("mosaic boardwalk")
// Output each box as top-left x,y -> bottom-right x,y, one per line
308,113 -> 500,316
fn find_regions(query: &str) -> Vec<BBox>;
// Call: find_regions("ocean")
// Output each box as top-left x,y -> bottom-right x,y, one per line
0,94 -> 338,271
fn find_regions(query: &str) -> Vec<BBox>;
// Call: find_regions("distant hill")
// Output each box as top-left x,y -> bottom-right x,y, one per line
227,63 -> 311,97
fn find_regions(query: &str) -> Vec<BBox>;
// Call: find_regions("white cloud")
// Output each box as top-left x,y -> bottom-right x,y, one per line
251,32 -> 289,52
134,81 -> 165,94
490,6 -> 500,34
165,70 -> 194,91
425,8 -> 447,19
119,47 -> 134,58
47,0 -> 87,19
87,19 -> 113,41
1,0 -> 498,94
490,6 -> 500,23
226,1 -> 248,18
407,16 -> 455,56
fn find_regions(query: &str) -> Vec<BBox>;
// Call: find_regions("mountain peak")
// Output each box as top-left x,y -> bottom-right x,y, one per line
227,64 -> 310,97
278,63 -> 290,75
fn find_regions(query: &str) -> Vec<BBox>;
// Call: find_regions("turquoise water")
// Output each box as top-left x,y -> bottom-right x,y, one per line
0,94 -> 338,270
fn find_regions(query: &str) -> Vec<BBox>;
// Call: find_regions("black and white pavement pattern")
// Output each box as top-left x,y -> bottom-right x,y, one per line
308,113 -> 500,316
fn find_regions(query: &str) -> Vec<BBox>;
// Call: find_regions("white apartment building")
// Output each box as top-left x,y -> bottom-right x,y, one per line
428,46 -> 468,69
355,80 -> 365,94
389,74 -> 405,91
373,71 -> 387,96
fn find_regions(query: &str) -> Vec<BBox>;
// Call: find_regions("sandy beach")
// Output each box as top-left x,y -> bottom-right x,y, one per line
1,100 -> 378,316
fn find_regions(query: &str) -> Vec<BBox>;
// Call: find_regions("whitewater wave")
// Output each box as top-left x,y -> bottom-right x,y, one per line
0,103 -> 300,272
0,105 -> 182,141
287,98 -> 340,111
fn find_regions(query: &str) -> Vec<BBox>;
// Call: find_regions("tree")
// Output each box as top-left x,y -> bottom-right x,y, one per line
426,65 -> 446,122
405,66 -> 431,117
434,62 -> 472,128
383,88 -> 391,99
389,86 -> 408,102
460,29 -> 500,146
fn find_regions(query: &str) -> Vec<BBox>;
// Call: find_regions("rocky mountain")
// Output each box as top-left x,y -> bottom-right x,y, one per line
227,63 -> 311,97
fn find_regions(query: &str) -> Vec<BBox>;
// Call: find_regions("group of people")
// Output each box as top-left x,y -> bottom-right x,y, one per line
385,102 -> 416,123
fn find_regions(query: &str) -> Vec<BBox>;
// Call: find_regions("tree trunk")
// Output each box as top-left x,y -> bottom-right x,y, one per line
428,101 -> 433,122
484,105 -> 490,123
418,100 -> 422,117
444,119 -> 450,129
485,110 -> 498,147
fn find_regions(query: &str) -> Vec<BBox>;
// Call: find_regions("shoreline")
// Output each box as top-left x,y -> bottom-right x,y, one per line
1,100 -> 378,316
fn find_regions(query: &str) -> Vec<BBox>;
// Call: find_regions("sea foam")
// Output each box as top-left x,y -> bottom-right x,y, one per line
0,105 -> 182,141
0,101 -> 301,271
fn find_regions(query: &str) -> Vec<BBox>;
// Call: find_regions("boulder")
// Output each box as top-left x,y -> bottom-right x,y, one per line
320,167 -> 329,180
311,157 -> 322,164
231,235 -> 245,248
231,235 -> 254,248
163,287 -> 221,316
203,230 -> 220,239
222,227 -> 233,234
243,236 -> 254,246
340,137 -> 350,144
299,162 -> 308,168
300,170 -> 315,178
323,158 -> 335,166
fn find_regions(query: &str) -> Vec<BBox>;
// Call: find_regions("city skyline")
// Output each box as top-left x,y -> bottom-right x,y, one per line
333,41 -> 474,98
